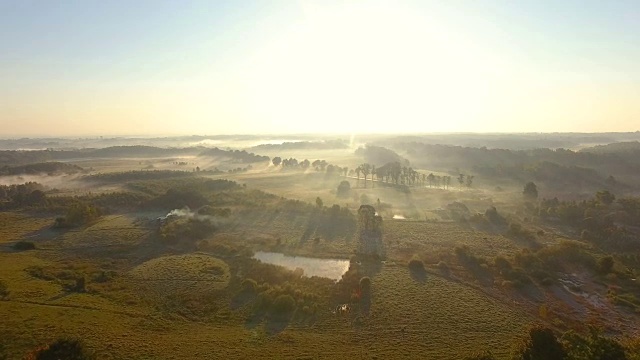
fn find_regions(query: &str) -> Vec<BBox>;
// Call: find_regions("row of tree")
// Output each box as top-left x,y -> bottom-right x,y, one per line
352,161 -> 475,189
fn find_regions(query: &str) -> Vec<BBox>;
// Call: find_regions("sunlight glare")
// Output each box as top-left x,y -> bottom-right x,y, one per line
243,2 -> 506,133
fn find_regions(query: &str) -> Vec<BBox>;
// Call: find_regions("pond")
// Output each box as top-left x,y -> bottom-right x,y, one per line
392,214 -> 406,219
253,251 -> 350,281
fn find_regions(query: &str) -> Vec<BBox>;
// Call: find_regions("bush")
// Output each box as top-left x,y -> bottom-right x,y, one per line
408,259 -> 425,272
13,241 -> 36,251
494,256 -> 512,271
598,255 -> 614,274
0,280 -> 8,299
242,278 -> 258,293
32,337 -> 95,360
562,328 -> 628,360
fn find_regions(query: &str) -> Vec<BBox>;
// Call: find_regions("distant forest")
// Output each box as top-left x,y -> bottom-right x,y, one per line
365,141 -> 640,196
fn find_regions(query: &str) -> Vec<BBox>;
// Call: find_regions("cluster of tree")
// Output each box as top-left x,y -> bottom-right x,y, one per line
157,216 -> 219,245
386,142 -> 640,193
237,259 -> 333,325
452,239 -> 611,289
582,140 -> 640,154
226,165 -> 252,174
300,202 -> 357,241
353,161 -> 471,189
271,157 -> 348,175
0,150 -> 55,166
535,190 -> 640,251
251,139 -> 349,151
0,162 -> 83,176
84,170 -> 197,183
241,278 -> 321,323
54,202 -> 102,228
199,147 -> 269,163
377,133 -> 632,151
145,188 -> 212,210
476,161 -> 611,193
0,182 -> 47,207
0,146 -> 206,167
354,145 -> 407,166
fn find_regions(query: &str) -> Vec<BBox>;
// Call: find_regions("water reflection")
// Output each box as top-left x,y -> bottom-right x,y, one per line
253,251 -> 350,281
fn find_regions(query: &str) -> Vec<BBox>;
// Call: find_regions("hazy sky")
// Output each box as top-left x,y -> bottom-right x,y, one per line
1,0 -> 639,137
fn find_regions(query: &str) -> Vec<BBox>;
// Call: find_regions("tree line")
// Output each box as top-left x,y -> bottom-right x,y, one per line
351,161 -> 474,189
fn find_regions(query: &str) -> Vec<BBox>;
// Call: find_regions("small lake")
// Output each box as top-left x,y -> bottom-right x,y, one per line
253,251 -> 350,281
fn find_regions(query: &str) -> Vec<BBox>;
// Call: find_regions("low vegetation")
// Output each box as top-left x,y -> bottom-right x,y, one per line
2,135 -> 640,358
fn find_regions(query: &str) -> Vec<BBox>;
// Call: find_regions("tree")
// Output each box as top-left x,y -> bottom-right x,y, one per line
337,181 -> 351,197
315,197 -> 323,208
458,174 -> 465,188
466,175 -> 474,188
427,173 -> 435,188
272,157 -> 282,166
360,163 -> 371,188
371,165 -> 376,187
27,189 -> 46,205
523,182 -> 538,201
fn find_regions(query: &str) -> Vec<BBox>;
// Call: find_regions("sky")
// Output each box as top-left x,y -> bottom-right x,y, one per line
1,0 -> 639,137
